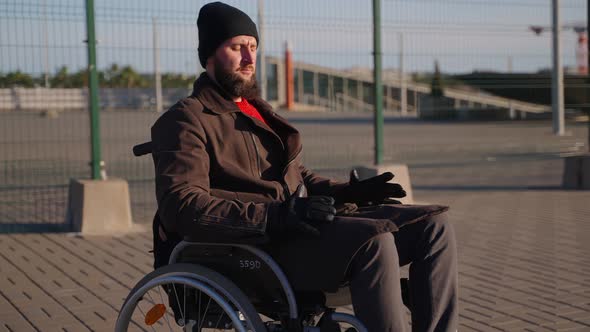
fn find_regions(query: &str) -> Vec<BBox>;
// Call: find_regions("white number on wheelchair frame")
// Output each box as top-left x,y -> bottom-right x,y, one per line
239,259 -> 261,270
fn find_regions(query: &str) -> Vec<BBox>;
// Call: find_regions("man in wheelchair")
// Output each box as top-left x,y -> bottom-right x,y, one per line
150,2 -> 458,331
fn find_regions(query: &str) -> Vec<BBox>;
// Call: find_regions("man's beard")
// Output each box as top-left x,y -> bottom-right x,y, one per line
213,60 -> 260,100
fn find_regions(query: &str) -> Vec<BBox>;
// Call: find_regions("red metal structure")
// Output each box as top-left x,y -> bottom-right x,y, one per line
530,22 -> 588,74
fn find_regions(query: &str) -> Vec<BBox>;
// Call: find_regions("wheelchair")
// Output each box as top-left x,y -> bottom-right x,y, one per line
115,142 -> 409,331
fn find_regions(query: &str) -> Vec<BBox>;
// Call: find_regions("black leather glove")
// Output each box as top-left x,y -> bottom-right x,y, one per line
333,169 -> 406,206
269,184 -> 336,237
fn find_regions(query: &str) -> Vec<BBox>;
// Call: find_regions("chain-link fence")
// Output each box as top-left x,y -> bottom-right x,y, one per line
0,0 -> 587,231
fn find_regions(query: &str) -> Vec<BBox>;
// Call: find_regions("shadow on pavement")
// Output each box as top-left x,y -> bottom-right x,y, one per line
0,223 -> 70,234
413,185 -> 564,191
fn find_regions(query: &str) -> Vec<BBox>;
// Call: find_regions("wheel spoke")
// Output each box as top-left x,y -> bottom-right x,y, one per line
213,309 -> 226,330
157,284 -> 175,331
197,287 -> 201,330
135,301 -> 157,332
145,289 -> 157,306
197,297 -> 212,331
183,284 -> 187,327
117,264 -> 266,332
171,283 -> 186,324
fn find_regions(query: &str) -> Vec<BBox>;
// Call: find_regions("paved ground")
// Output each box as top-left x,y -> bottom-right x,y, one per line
1,116 -> 590,331
1,111 -> 587,227
419,190 -> 590,332
2,155 -> 590,331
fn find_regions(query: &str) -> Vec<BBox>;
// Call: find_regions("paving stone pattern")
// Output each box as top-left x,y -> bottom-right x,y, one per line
1,118 -> 590,331
2,174 -> 590,331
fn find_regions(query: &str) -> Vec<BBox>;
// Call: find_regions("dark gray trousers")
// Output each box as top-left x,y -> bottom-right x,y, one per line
348,213 -> 458,332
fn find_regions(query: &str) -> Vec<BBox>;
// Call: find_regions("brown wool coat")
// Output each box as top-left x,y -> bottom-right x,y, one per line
151,73 -> 448,291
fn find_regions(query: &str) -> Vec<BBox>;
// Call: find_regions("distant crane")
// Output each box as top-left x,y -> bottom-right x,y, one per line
530,22 -> 588,74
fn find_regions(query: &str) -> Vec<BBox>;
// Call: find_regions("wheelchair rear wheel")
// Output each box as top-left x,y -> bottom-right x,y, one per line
116,263 -> 266,332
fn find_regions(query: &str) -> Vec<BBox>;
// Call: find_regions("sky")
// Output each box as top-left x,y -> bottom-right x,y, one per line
0,0 -> 587,76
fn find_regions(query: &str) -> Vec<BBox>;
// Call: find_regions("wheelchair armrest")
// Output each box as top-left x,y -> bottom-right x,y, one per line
132,141 -> 152,156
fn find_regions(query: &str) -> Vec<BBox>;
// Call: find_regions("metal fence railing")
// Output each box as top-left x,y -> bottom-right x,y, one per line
0,0 -> 587,231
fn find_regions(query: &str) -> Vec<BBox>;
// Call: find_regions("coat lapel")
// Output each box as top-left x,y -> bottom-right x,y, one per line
191,73 -> 303,166
250,99 -> 302,164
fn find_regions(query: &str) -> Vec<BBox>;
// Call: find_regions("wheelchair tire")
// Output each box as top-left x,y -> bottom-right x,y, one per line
116,263 -> 267,332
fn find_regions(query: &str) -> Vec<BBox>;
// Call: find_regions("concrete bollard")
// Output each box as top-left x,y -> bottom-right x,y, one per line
354,164 -> 414,204
65,178 -> 137,235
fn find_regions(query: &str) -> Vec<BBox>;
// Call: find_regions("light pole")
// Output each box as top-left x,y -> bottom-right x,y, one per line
373,0 -> 383,165
257,0 -> 267,100
552,0 -> 565,136
152,17 -> 163,113
42,0 -> 49,88
399,32 -> 407,116
530,0 -> 566,136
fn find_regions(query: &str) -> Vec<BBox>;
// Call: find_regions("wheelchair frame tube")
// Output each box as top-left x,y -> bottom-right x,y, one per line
329,312 -> 369,332
169,241 -> 299,320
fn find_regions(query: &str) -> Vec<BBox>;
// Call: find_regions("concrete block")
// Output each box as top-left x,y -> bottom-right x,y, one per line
65,178 -> 134,234
563,154 -> 590,190
354,164 -> 414,204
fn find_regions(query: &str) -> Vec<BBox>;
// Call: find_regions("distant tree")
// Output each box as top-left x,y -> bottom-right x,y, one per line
0,71 -> 35,88
50,66 -> 87,88
161,73 -> 195,88
102,64 -> 148,88
430,60 -> 444,97
101,63 -> 119,87
0,64 -> 197,90
50,66 -> 69,87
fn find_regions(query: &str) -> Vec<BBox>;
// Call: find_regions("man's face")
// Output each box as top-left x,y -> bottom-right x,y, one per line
210,35 -> 259,99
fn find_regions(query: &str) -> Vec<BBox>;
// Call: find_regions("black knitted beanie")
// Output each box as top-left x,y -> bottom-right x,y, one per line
197,2 -> 259,68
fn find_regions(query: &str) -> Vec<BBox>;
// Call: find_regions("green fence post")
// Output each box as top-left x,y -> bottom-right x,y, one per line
85,0 -> 104,179
373,0 -> 384,165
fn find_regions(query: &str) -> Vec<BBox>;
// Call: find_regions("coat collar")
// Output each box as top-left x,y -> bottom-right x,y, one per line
191,73 -> 241,115
191,73 -> 283,120
191,73 -> 302,161
190,72 -> 278,119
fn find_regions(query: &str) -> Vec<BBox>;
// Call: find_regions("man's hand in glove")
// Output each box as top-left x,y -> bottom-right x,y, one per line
269,184 -> 336,237
333,169 -> 406,206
